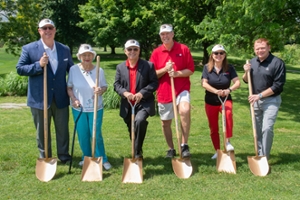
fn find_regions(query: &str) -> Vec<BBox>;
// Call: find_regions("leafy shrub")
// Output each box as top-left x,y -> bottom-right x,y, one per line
0,76 -> 6,96
103,82 -> 120,109
280,44 -> 300,65
1,72 -> 28,96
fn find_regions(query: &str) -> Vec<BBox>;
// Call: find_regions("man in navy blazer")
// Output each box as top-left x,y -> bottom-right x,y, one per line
114,39 -> 158,159
16,19 -> 74,163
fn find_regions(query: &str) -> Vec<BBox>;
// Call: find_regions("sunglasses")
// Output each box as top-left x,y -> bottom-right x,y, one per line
127,48 -> 139,52
213,52 -> 225,55
41,26 -> 54,30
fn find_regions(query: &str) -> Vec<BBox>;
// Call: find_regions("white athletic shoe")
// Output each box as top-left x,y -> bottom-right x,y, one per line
226,142 -> 234,152
103,162 -> 112,170
79,160 -> 84,167
211,152 -> 217,159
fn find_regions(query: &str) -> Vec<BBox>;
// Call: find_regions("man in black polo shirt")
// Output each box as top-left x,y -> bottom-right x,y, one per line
242,38 -> 286,160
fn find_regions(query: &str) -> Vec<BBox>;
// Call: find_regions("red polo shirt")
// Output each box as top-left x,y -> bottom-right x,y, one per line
150,41 -> 194,103
126,59 -> 138,104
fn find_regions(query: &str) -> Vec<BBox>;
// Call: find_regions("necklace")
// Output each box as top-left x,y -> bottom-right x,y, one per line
214,66 -> 222,74
79,64 -> 94,76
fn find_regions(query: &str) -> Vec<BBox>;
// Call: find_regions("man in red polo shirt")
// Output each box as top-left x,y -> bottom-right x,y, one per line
114,39 -> 158,159
150,24 -> 195,158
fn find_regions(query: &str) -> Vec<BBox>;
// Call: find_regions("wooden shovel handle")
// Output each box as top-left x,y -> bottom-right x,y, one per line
128,101 -> 136,159
43,52 -> 48,158
217,95 -> 228,150
92,56 -> 100,158
246,60 -> 259,156
170,76 -> 182,158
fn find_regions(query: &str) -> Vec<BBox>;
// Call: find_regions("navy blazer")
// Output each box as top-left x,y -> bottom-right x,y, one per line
16,40 -> 74,110
114,59 -> 158,118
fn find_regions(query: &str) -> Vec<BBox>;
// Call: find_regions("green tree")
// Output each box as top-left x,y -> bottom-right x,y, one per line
169,0 -> 218,64
42,0 -> 90,54
78,0 -> 217,61
0,0 -> 42,55
79,0 -> 173,59
196,0 -> 300,58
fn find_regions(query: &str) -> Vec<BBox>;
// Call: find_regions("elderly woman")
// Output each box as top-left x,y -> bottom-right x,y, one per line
67,44 -> 111,170
201,44 -> 241,159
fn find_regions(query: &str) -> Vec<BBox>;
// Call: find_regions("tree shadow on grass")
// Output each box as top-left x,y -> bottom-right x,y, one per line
54,151 -> 300,180
269,153 -> 300,166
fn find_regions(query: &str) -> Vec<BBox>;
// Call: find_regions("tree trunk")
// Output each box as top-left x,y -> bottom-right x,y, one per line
202,41 -> 211,65
110,46 -> 116,54
68,45 -> 73,57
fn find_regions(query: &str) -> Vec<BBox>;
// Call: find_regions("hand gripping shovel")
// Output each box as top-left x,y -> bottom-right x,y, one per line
36,53 -> 57,182
216,95 -> 236,174
81,56 -> 103,181
121,101 -> 143,183
170,76 -> 192,179
246,60 -> 269,176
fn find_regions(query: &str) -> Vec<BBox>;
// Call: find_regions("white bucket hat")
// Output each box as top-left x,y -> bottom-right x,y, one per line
76,44 -> 96,60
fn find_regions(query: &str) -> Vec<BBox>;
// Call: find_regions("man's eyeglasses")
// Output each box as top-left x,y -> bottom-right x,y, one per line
213,52 -> 225,55
127,48 -> 139,52
41,26 -> 54,31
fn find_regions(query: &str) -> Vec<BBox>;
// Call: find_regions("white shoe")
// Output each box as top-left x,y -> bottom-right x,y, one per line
226,142 -> 234,152
79,160 -> 84,167
103,162 -> 112,170
211,152 -> 217,159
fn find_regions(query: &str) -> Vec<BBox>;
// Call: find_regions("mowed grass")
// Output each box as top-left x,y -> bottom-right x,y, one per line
0,47 -> 300,199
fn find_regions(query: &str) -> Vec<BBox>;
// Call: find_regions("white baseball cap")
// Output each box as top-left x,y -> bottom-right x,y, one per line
76,44 -> 96,60
159,24 -> 173,34
212,44 -> 227,52
38,19 -> 55,28
124,39 -> 140,49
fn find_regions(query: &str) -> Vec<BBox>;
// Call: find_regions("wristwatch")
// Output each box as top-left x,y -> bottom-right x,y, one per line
228,88 -> 232,93
258,93 -> 263,99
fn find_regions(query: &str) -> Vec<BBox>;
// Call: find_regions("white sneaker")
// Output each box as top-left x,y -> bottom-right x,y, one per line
226,142 -> 234,152
211,152 -> 217,159
103,162 -> 112,170
79,160 -> 84,167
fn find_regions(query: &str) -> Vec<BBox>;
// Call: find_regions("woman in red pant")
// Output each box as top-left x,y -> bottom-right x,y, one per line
201,44 -> 241,159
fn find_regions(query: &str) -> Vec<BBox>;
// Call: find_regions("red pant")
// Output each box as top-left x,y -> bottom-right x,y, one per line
205,101 -> 233,150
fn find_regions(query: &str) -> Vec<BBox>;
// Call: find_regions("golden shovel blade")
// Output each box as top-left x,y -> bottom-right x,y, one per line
247,156 -> 269,176
172,158 -> 193,179
36,157 -> 57,182
216,150 -> 236,174
122,158 -> 143,183
81,156 -> 103,182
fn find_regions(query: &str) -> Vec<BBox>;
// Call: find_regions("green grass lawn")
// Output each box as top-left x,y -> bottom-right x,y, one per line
0,47 -> 300,199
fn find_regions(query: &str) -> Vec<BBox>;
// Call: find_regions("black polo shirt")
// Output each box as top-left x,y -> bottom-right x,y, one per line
248,53 -> 285,96
202,64 -> 238,105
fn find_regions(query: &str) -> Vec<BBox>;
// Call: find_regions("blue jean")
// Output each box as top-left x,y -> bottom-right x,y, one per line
72,108 -> 108,163
254,95 -> 281,159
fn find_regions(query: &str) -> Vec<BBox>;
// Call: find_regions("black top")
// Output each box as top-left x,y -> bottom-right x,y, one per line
247,53 -> 286,96
202,64 -> 238,105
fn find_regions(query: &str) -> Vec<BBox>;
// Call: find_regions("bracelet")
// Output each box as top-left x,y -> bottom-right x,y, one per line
228,88 -> 232,93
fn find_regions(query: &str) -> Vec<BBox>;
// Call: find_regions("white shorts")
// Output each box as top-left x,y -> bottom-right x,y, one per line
158,90 -> 190,120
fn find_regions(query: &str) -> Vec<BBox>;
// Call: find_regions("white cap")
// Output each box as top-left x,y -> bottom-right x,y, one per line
38,19 -> 55,28
159,24 -> 173,34
76,44 -> 96,60
212,44 -> 227,52
124,39 -> 140,49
